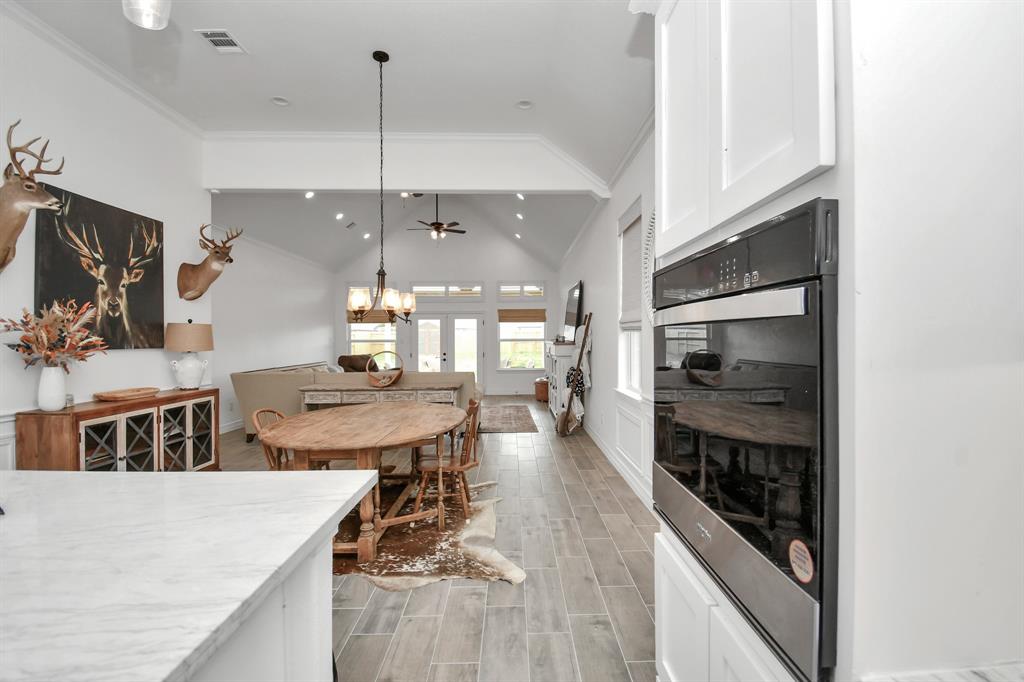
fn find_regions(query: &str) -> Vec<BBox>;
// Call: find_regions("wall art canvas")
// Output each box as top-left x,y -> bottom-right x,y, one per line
34,186 -> 164,349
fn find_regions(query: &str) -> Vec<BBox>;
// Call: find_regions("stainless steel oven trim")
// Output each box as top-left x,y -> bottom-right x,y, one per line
654,286 -> 807,327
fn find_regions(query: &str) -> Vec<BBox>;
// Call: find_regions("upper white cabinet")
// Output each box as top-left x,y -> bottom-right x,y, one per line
650,0 -> 835,258
707,0 -> 835,227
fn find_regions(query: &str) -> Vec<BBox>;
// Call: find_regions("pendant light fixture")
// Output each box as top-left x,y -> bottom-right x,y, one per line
122,0 -> 173,30
347,51 -> 416,324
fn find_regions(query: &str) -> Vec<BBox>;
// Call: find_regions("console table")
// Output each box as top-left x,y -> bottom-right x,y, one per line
298,379 -> 462,411
15,388 -> 219,471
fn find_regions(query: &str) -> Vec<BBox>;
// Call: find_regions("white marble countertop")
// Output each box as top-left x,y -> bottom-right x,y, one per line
0,470 -> 376,682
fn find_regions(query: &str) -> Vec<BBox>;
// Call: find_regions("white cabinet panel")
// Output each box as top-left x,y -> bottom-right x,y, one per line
655,532 -> 716,682
709,607 -> 791,682
655,0 -> 709,258
707,0 -> 835,227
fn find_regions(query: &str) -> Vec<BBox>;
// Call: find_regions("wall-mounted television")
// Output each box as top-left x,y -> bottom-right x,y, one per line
563,281 -> 583,342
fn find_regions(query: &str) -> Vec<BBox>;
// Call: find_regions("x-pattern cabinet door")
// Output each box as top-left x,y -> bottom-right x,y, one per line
160,403 -> 190,471
159,398 -> 216,471
189,398 -> 216,471
79,408 -> 158,472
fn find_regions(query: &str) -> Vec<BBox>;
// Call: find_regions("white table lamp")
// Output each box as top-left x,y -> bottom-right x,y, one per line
165,321 -> 214,389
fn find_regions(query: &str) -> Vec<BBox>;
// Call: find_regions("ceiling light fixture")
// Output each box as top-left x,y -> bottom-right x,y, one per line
515,213 -> 524,220
304,191 -> 315,199
270,96 -> 291,107
209,189 -> 220,194
363,233 -> 371,239
335,213 -> 344,221
431,231 -> 438,241
515,100 -> 534,110
400,191 -> 410,198
346,51 -> 415,324
516,193 -> 525,200
514,233 -> 522,239
122,0 -> 172,30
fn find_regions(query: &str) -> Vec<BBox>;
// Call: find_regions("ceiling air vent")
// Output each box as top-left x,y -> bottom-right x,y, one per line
195,29 -> 246,55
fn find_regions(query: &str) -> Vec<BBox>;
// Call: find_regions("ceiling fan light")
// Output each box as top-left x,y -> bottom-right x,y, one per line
431,231 -> 438,240
440,231 -> 447,239
122,0 -> 172,30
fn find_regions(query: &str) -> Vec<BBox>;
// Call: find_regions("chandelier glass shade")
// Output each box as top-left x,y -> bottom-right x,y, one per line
346,50 -> 415,324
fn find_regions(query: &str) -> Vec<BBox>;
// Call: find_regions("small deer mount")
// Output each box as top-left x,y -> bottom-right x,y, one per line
1,120 -> 65,273
177,223 -> 242,301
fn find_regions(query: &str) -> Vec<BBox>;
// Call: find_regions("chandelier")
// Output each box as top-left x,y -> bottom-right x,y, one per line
347,50 -> 416,324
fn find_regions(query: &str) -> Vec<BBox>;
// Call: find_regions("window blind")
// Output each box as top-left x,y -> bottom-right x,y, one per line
498,308 -> 546,323
619,216 -> 642,326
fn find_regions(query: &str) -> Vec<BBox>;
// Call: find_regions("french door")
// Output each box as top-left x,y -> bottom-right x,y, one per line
413,314 -> 483,387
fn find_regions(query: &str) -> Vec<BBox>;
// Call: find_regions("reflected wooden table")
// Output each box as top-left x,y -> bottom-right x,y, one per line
260,401 -> 467,563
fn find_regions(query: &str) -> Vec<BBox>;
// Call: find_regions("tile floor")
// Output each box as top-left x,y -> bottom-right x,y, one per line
221,396 -> 658,682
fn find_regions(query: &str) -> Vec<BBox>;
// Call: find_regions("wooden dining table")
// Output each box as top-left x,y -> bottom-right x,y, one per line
259,401 -> 467,563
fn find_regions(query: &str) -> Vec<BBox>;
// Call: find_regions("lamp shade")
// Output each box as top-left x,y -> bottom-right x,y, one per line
165,322 -> 214,352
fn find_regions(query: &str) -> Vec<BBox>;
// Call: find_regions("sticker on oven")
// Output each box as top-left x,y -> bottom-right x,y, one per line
788,539 -> 815,584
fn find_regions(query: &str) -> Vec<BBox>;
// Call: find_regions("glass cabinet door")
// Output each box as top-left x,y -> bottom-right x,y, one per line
80,418 -> 119,471
123,410 -> 157,472
190,398 -> 215,470
161,404 -> 189,471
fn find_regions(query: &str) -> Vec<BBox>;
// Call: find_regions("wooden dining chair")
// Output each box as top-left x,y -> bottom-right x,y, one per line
252,409 -> 329,471
412,400 -> 481,525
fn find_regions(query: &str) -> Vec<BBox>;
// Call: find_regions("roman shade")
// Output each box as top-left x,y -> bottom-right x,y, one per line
619,215 -> 642,327
498,308 -> 546,323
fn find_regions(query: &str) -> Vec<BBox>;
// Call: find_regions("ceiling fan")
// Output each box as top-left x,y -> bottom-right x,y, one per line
407,194 -> 466,240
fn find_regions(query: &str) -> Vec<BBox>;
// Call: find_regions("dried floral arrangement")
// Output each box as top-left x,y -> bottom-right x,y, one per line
1,299 -> 108,372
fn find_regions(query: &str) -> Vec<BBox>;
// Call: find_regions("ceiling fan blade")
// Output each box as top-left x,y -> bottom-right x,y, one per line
444,221 -> 460,228
417,220 -> 432,227
407,228 -> 433,231
445,229 -> 467,234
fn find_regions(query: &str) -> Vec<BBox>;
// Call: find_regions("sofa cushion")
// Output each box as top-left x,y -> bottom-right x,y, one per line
338,354 -> 378,372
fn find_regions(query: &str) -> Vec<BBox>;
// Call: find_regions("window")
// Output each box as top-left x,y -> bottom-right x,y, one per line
411,282 -> 483,298
447,284 -> 482,297
498,309 -> 546,369
412,284 -> 446,297
619,215 -> 642,326
348,313 -> 396,356
619,329 -> 642,394
499,282 -> 545,299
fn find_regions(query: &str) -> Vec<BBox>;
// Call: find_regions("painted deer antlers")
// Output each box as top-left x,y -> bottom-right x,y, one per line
177,223 -> 243,301
1,120 -> 65,273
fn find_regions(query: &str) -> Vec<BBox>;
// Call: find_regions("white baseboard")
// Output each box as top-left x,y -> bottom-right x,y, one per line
584,422 -> 653,507
220,417 -> 243,435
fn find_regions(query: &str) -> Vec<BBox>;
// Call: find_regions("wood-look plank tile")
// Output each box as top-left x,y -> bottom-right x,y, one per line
404,580 -> 451,617
616,494 -> 659,527
583,538 -> 633,586
557,556 -> 606,615
589,488 -> 625,514
620,551 -> 655,605
537,457 -> 558,473
495,514 -> 523,552
627,661 -> 657,682
518,460 -> 539,476
574,505 -> 610,539
540,473 -> 565,494
549,517 -> 587,557
333,575 -> 374,608
602,514 -> 648,552
635,525 -> 657,552
523,526 -> 558,568
498,455 -> 519,470
434,587 -> 485,663
519,475 -> 543,498
568,615 -> 631,682
428,663 -> 479,682
604,476 -> 634,500
529,632 -> 581,682
377,615 -> 442,682
601,586 -> 655,662
520,497 -> 550,527
487,574 -> 525,607
335,634 -> 391,682
495,495 -> 521,515
525,568 -> 570,633
479,607 -> 529,682
578,469 -> 606,486
563,484 -> 594,508
332,608 -> 361,653
352,588 -> 409,634
544,490 -> 574,519
572,455 -> 597,470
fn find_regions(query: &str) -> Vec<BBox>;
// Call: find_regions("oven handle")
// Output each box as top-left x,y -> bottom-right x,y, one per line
654,286 -> 808,326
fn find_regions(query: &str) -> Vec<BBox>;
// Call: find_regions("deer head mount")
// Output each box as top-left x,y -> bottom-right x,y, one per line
1,120 -> 64,273
176,223 -> 242,301
56,208 -> 162,350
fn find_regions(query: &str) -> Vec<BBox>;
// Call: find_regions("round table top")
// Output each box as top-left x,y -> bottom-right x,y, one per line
259,402 -> 468,452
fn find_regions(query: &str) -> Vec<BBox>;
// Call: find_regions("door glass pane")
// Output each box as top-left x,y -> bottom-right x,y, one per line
82,419 -> 118,471
124,412 -> 156,472
452,318 -> 478,379
191,400 -> 214,469
417,319 -> 442,372
162,405 -> 188,471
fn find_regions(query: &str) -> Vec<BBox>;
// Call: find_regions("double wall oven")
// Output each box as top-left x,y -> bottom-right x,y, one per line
652,199 -> 838,681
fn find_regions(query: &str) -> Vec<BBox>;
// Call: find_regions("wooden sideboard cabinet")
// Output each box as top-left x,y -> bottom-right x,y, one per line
15,388 -> 220,472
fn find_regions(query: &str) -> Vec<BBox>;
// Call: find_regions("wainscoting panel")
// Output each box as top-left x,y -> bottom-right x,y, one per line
615,402 -> 643,471
0,414 -> 16,471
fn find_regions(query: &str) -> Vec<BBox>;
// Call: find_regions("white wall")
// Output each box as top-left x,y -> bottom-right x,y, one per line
207,234 -> 335,432
335,196 -> 560,396
0,8 -> 209,469
557,134 -> 655,501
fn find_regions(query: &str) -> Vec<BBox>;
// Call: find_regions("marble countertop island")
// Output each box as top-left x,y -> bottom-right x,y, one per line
0,470 -> 376,682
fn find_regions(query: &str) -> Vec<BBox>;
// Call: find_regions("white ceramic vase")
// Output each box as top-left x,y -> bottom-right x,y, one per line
37,366 -> 67,411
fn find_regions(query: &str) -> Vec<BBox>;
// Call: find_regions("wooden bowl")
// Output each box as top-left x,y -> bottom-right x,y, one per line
367,350 -> 404,388
94,387 -> 160,402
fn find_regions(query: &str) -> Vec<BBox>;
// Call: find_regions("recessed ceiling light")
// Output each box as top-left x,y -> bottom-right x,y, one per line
209,189 -> 220,194
363,233 -> 371,239
515,193 -> 525,200
400,191 -> 410,198
335,213 -> 344,221
270,96 -> 291,107
515,213 -> 524,220
304,191 -> 315,199
514,233 -> 522,239
515,100 -> 534,110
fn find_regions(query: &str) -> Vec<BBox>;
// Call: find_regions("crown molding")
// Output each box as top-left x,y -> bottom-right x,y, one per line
0,2 -> 203,139
608,105 -> 655,188
559,198 -> 608,271
533,136 -> 611,199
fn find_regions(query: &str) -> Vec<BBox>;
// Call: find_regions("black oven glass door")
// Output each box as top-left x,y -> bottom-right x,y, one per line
654,283 -> 822,598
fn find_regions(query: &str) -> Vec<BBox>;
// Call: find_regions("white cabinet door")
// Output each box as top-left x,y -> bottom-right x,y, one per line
709,607 -> 793,682
707,0 -> 834,227
655,532 -> 717,682
655,0 -> 710,258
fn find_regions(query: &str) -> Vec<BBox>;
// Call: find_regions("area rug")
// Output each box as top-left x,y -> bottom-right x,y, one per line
333,480 -> 524,590
478,404 -> 539,433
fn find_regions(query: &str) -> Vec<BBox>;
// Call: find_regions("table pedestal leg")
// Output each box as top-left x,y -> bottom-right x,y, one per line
772,446 -> 808,560
355,448 -> 381,563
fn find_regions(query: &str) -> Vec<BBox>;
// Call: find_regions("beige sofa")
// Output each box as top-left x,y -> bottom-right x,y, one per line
230,362 -> 479,441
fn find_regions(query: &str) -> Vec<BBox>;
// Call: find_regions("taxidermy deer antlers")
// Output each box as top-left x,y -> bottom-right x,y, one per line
177,223 -> 242,301
1,120 -> 65,273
